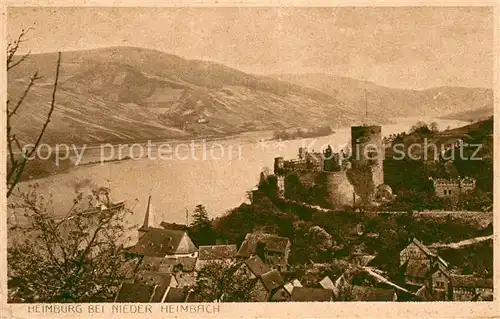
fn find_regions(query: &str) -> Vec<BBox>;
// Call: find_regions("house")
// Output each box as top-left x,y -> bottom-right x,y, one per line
402,260 -> 430,287
400,238 -> 448,288
400,238 -> 435,266
195,244 -> 237,271
429,177 -> 476,198
134,272 -> 178,302
237,232 -> 291,271
290,287 -> 334,302
133,197 -> 198,259
239,255 -> 271,279
449,275 -> 493,301
114,283 -> 157,302
284,279 -> 303,295
140,256 -> 197,287
261,270 -> 289,302
133,228 -> 198,258
428,264 -> 451,300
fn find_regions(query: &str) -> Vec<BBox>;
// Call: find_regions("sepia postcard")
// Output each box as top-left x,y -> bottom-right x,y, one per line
1,2 -> 499,319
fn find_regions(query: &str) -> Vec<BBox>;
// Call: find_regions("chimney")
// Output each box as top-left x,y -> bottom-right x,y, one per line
139,195 -> 154,239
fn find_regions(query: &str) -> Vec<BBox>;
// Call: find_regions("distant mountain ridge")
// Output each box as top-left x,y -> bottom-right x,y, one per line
272,73 -> 493,120
438,107 -> 494,122
7,46 -> 493,144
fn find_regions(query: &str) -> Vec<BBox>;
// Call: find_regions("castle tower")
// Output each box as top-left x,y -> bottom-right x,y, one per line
138,195 -> 154,239
351,125 -> 384,186
274,157 -> 285,176
276,176 -> 285,198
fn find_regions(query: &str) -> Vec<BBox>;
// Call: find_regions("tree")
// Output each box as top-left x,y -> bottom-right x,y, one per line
189,204 -> 216,246
429,122 -> 439,133
6,29 -> 62,197
7,186 -> 139,302
192,261 -> 257,302
304,226 -> 336,262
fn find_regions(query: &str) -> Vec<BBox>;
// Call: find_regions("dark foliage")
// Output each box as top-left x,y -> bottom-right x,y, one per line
189,204 -> 216,246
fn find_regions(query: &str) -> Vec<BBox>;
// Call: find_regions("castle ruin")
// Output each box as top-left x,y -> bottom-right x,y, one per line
274,124 -> 387,209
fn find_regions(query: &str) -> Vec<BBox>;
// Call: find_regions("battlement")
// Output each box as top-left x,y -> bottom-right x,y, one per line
430,176 -> 476,198
430,177 -> 476,187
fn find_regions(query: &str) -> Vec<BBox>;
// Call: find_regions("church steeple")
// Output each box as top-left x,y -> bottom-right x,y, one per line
139,195 -> 154,238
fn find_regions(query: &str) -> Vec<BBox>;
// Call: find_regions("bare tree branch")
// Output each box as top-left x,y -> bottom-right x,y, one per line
28,52 -> 61,158
6,48 -> 61,197
8,72 -> 40,117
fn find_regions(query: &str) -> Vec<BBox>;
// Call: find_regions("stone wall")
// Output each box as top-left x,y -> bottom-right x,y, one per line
323,171 -> 355,208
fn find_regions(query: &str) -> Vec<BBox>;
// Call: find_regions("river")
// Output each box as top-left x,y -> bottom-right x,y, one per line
13,117 -> 467,231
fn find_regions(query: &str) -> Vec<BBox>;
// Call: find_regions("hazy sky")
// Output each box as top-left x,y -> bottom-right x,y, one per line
8,7 -> 493,89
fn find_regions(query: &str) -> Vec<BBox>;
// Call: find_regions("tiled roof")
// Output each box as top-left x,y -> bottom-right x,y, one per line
198,245 -> 237,260
134,272 -> 176,302
351,286 -> 395,301
244,256 -> 271,277
160,222 -> 188,231
141,256 -> 164,272
237,233 -> 290,257
153,256 -> 198,274
135,271 -> 175,286
115,283 -> 156,302
290,287 -> 333,302
163,287 -> 189,303
450,275 -> 493,288
412,238 -> 435,257
319,276 -> 335,290
133,228 -> 197,257
260,270 -> 284,292
284,279 -> 302,295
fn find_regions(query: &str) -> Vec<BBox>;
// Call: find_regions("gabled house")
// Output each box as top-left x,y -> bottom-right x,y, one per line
237,232 -> 291,271
247,269 -> 289,302
239,255 -> 271,279
400,238 -> 435,266
195,244 -> 237,271
133,197 -> 198,259
261,270 -> 289,302
399,238 -> 448,288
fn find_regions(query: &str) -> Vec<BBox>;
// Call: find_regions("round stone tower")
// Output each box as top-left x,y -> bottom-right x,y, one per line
351,125 -> 384,187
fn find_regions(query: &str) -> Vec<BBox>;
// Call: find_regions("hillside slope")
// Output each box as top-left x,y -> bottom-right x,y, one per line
438,106 -> 494,122
8,47 -> 370,144
272,73 -> 493,120
8,47 -> 492,145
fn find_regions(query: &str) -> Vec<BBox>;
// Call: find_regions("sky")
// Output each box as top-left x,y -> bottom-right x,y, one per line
8,7 -> 494,89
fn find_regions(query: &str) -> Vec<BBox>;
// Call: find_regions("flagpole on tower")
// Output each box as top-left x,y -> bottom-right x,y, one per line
364,83 -> 368,126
